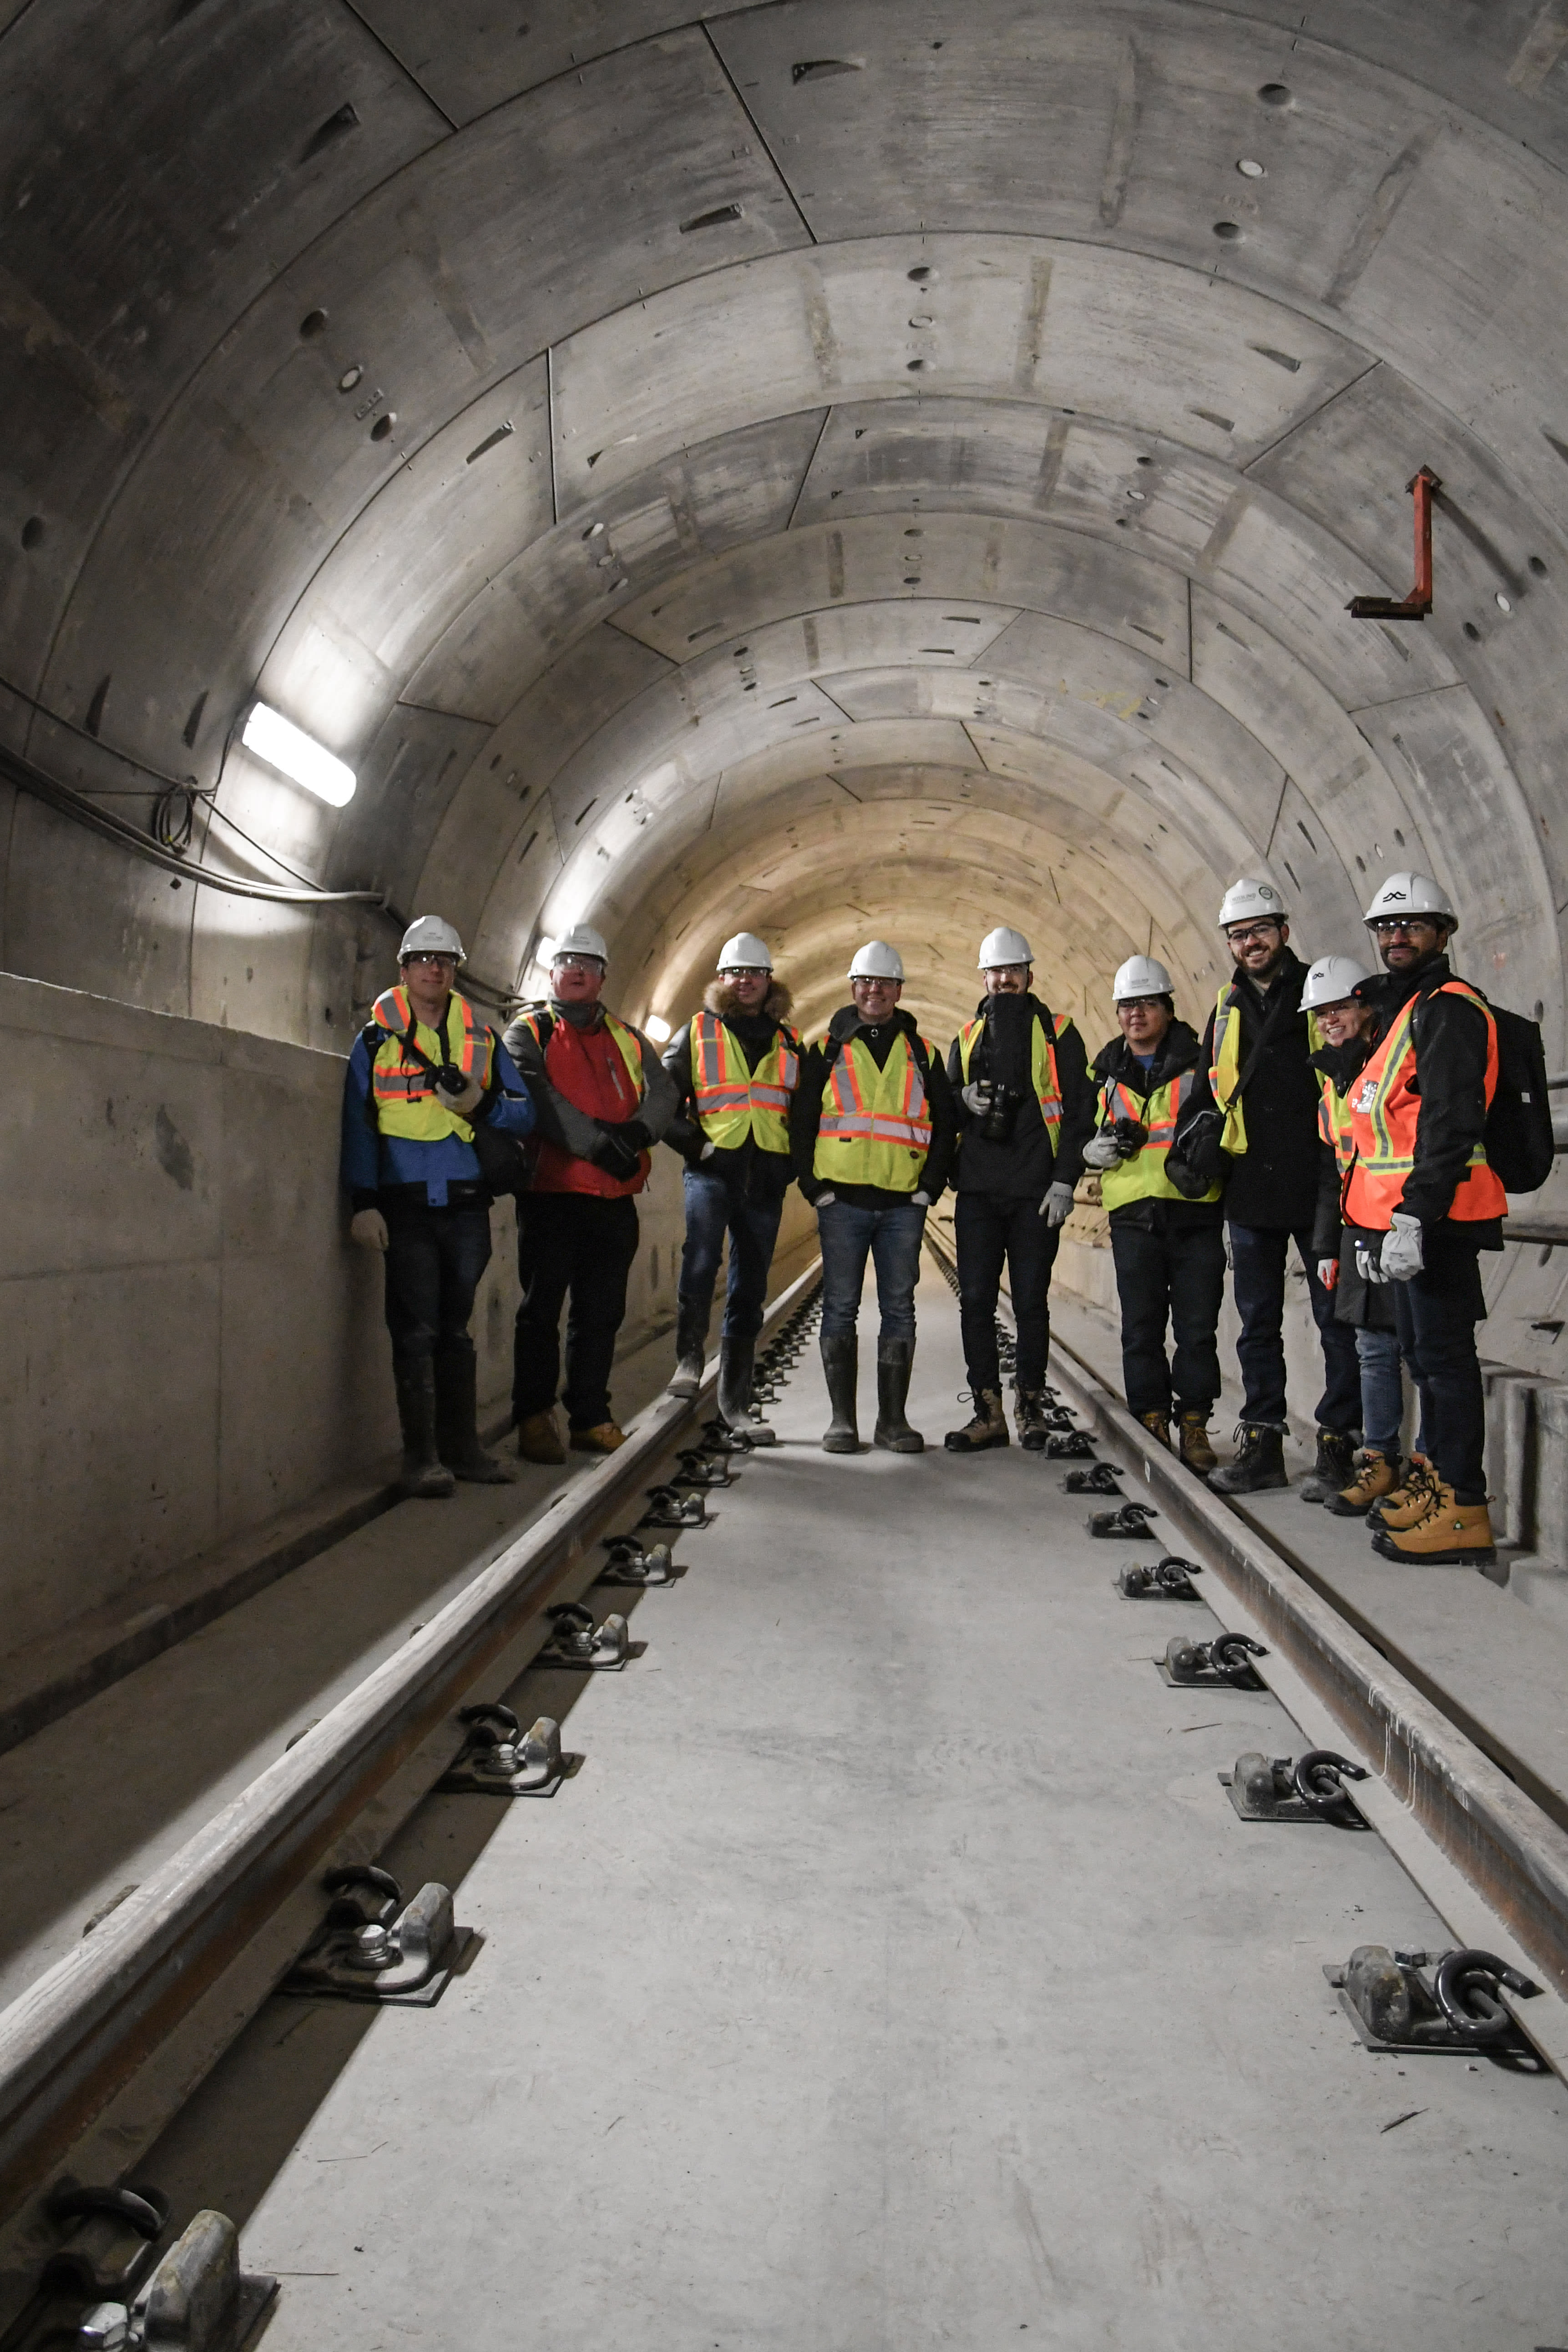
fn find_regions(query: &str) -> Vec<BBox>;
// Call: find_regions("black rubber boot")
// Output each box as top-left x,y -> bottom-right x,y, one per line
945,1389 -> 1009,1452
668,1302 -> 709,1399
1299,1427 -> 1358,1505
874,1338 -> 924,1454
395,1360 -> 456,1498
820,1333 -> 860,1453
1207,1422 -> 1289,1496
434,1343 -> 515,1483
719,1335 -> 775,1445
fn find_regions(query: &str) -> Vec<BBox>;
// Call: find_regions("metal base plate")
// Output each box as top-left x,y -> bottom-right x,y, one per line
1219,1772 -> 1364,1824
1321,1969 -> 1539,2058
596,1562 -> 684,1589
278,1927 -> 477,2008
1114,1578 -> 1201,1602
1156,1660 -> 1265,1691
436,1752 -> 584,1799
534,1640 -> 647,1672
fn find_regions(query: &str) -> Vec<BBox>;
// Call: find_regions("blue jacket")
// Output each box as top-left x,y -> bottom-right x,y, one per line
340,1022 -> 536,1208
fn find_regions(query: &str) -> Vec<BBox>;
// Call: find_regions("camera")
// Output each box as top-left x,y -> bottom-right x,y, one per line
978,1081 -> 1025,1143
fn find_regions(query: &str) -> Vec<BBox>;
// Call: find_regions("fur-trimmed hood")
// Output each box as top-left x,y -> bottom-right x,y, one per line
703,976 -> 795,1027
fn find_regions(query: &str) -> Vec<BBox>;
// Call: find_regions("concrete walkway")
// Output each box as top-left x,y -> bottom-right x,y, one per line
146,1267 -> 1568,2351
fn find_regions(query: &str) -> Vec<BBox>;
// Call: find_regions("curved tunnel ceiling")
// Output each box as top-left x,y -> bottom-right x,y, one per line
3,0 -> 1568,1064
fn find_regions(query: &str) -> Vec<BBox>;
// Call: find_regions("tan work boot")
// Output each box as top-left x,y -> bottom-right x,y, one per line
1137,1409 -> 1171,1449
1372,1484 -> 1495,1567
945,1389 -> 1010,1452
1368,1453 -> 1437,1531
570,1421 -> 626,1454
1325,1447 -> 1400,1518
1177,1411 -> 1217,1477
516,1409 -> 567,1465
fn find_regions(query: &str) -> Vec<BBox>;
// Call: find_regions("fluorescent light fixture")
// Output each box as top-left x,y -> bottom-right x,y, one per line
644,1012 -> 673,1044
241,701 -> 357,807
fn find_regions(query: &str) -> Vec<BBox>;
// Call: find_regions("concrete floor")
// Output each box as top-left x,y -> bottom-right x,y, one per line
139,1267 -> 1568,2351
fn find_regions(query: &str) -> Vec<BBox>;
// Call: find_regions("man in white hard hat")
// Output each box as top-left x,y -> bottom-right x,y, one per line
942,926 -> 1095,1452
660,933 -> 802,1440
1340,874 -> 1507,1566
341,916 -> 537,1496
502,925 -> 677,1462
1194,878 -> 1361,1497
791,941 -> 956,1453
1082,956 -> 1226,1472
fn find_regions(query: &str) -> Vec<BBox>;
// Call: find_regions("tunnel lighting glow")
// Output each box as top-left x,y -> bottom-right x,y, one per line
644,1013 -> 673,1043
240,703 -> 357,806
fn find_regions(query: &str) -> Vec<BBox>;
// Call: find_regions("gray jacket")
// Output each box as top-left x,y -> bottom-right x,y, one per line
501,1001 -> 678,1163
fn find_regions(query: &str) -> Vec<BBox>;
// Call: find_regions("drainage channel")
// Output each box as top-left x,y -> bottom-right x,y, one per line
0,1270 -> 824,2350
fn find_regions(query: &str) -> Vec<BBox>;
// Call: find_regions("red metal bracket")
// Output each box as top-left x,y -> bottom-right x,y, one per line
1347,467 -> 1441,620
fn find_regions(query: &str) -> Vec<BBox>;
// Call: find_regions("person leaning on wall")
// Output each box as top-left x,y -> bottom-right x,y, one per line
502,925 -> 677,1464
790,941 -> 956,1456
340,916 -> 537,1497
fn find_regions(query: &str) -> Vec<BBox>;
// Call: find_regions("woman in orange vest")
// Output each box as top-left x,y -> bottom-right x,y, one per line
1345,874 -> 1505,1565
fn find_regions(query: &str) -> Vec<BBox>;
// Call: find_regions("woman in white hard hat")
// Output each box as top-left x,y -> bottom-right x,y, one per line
791,942 -> 957,1454
659,933 -> 802,1441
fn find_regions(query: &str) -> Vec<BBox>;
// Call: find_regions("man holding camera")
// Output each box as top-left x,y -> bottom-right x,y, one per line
503,926 -> 676,1462
943,928 -> 1094,1452
341,916 -> 537,1497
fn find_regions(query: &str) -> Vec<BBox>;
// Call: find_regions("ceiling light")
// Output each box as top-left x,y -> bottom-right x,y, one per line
241,702 -> 356,806
644,1013 -> 673,1044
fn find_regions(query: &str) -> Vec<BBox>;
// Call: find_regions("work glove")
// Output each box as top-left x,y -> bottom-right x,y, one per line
911,1190 -> 931,1207
699,1140 -> 716,1160
589,1124 -> 644,1182
435,1067 -> 485,1117
960,1080 -> 991,1117
1042,1181 -> 1076,1228
1378,1212 -> 1424,1284
814,1189 -> 838,1211
1356,1238 -> 1383,1286
1082,1130 -> 1125,1171
1316,1256 -> 1339,1293
349,1207 -> 389,1251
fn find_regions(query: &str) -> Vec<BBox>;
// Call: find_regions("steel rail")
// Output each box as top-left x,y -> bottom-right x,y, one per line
0,1264 -> 822,2244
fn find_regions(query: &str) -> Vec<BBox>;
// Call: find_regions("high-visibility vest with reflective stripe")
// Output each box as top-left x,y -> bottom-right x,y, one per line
369,987 -> 492,1144
814,1031 -> 935,1192
1209,981 -> 1320,1155
1344,979 -> 1505,1229
690,1011 -> 801,1153
1093,1068 -> 1220,1209
956,1007 -> 1074,1148
510,1004 -> 646,1100
1317,1069 -> 1356,1178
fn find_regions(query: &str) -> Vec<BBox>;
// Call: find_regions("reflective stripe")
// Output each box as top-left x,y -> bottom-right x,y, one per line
1094,1067 -> 1220,1209
814,1031 -> 934,1190
956,1008 -> 1071,1145
369,989 -> 493,1143
1209,981 -> 1321,1155
1317,1072 -> 1356,1175
690,1011 -> 800,1150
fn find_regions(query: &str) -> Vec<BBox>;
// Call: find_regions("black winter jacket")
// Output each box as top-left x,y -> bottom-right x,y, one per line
945,991 -> 1095,1200
1309,1036 -> 1396,1332
661,978 -> 799,1206
1088,1021 -> 1224,1232
1194,949 -> 1321,1230
791,1005 -> 957,1209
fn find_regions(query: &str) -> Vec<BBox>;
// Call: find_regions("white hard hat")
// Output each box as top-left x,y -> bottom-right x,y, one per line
551,922 -> 609,965
1218,877 -> 1287,930
849,940 -> 905,981
1298,952 -> 1374,1011
978,926 -> 1032,969
1112,955 -> 1173,1001
717,932 -> 773,971
399,915 -> 465,961
1362,871 -> 1457,930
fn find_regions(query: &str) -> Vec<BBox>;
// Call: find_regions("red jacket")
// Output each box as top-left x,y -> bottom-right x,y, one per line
532,1015 -> 649,1198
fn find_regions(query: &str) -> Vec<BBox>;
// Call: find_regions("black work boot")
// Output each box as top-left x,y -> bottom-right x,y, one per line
874,1339 -> 924,1454
820,1333 -> 860,1453
395,1360 -> 456,1498
719,1335 -> 775,1445
1208,1422 -> 1288,1496
1016,1391 -> 1052,1451
945,1389 -> 1009,1452
1299,1427 -> 1358,1505
668,1303 -> 709,1399
434,1344 -> 516,1483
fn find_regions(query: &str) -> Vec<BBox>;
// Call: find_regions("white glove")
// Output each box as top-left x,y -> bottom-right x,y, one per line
350,1207 -> 389,1251
1082,1130 -> 1123,1171
814,1189 -> 838,1210
1316,1256 -> 1339,1292
435,1068 -> 485,1116
1379,1212 -> 1424,1283
960,1080 -> 990,1115
910,1190 -> 931,1207
1042,1181 -> 1076,1227
699,1140 -> 716,1160
1356,1239 -> 1384,1286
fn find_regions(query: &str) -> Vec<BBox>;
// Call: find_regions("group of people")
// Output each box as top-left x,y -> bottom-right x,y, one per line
340,865 -> 1508,1569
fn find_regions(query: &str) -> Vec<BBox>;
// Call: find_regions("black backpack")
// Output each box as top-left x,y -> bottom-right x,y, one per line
1482,1000 -> 1555,1194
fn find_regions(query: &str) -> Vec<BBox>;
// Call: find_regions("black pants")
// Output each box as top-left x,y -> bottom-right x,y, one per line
382,1199 -> 493,1371
1110,1218 -> 1225,1417
954,1191 -> 1060,1392
1229,1222 -> 1362,1433
514,1192 -> 639,1430
1390,1228 -> 1489,1504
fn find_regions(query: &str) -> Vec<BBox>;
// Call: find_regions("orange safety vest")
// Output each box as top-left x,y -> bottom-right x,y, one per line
690,1011 -> 801,1153
1344,979 -> 1505,1229
815,1031 -> 935,1191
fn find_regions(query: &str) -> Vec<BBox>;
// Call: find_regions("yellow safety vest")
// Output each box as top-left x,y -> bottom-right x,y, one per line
814,1030 -> 935,1193
1094,1067 -> 1221,1209
1208,981 -> 1320,1154
1316,1069 -> 1356,1178
369,987 -> 493,1144
956,1007 -> 1074,1148
690,1011 -> 801,1153
510,1003 -> 647,1098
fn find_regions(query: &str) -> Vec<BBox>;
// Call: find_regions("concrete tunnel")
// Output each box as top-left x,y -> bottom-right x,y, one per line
6,5 -> 1568,2342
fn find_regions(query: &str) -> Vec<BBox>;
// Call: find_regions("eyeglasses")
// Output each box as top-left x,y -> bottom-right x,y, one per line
720,966 -> 769,978
402,951 -> 456,968
1225,922 -> 1282,945
986,964 -> 1029,977
551,953 -> 604,971
1369,917 -> 1440,938
1118,996 -> 1167,1012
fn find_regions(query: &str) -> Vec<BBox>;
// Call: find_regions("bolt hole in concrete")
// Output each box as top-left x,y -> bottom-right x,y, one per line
1258,80 -> 1293,104
907,265 -> 934,282
1214,219 -> 1243,239
369,414 -> 395,442
1530,555 -> 1550,577
298,309 -> 328,339
1465,621 -> 1483,640
20,516 -> 43,549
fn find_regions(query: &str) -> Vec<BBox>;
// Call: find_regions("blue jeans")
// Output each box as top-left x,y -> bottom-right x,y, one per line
678,1168 -> 784,1341
1228,1222 -> 1361,1433
382,1198 -> 493,1371
817,1199 -> 927,1344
